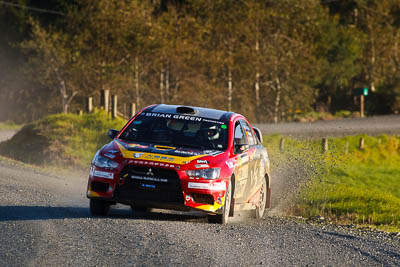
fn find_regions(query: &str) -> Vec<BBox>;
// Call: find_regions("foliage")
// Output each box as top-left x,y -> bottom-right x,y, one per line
1,0 -> 400,123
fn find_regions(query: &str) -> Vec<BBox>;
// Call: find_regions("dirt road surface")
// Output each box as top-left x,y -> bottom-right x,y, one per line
255,114 -> 400,138
0,123 -> 399,266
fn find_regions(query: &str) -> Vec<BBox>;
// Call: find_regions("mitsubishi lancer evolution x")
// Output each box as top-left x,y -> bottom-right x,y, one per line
86,104 -> 271,224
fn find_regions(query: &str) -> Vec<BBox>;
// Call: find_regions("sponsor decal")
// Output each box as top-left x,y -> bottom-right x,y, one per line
188,181 -> 226,191
108,149 -> 119,154
195,164 -> 209,168
185,195 -> 191,201
94,170 -> 114,179
216,196 -> 222,205
203,150 -> 224,157
134,153 -> 144,158
141,184 -> 156,189
225,160 -> 235,169
131,175 -> 168,183
140,112 -> 225,125
197,159 -> 209,164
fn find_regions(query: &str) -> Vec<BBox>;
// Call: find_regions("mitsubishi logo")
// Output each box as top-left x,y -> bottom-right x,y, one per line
146,168 -> 154,176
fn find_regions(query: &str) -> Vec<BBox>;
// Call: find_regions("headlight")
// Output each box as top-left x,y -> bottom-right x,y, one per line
186,168 -> 220,179
93,151 -> 119,169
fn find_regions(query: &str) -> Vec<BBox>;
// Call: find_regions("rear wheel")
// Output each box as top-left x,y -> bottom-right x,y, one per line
208,180 -> 231,224
89,199 -> 110,216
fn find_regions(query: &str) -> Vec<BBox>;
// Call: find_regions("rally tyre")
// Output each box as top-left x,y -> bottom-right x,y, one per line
89,199 -> 110,216
254,178 -> 267,219
208,180 -> 232,224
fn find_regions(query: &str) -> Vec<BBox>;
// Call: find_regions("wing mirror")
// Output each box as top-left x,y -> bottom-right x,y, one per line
253,127 -> 263,143
234,143 -> 249,154
107,129 -> 119,139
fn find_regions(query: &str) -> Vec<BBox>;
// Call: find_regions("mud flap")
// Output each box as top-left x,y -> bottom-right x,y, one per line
266,188 -> 271,208
229,198 -> 235,217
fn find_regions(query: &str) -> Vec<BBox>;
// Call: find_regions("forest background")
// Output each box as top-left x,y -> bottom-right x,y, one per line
1,0 -> 400,124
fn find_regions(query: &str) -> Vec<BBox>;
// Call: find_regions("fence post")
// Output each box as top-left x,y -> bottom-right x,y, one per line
111,95 -> 118,119
86,96 -> 93,113
130,103 -> 136,118
279,138 -> 284,152
359,137 -> 365,150
77,109 -> 83,116
101,89 -> 110,113
345,140 -> 349,154
322,138 -> 328,152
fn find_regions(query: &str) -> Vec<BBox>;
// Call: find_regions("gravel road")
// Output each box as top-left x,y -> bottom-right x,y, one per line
0,158 -> 399,266
0,119 -> 400,266
255,114 -> 400,138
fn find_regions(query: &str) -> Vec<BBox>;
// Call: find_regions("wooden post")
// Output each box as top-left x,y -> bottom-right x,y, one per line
130,103 -> 136,118
359,137 -> 365,150
101,89 -> 110,113
360,94 -> 364,118
111,95 -> 118,119
77,109 -> 83,116
86,97 -> 93,113
279,138 -> 284,152
345,141 -> 349,154
322,138 -> 328,152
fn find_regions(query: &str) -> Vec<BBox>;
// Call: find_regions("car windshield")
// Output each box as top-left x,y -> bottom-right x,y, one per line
119,112 -> 229,150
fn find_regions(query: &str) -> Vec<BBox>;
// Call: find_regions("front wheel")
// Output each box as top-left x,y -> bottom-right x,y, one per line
208,180 -> 232,224
89,199 -> 110,216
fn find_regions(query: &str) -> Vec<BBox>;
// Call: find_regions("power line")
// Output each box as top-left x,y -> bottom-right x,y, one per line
0,0 -> 65,16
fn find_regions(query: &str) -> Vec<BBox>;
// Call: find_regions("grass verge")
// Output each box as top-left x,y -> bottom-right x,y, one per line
0,121 -> 22,130
264,135 -> 400,232
0,111 -> 126,169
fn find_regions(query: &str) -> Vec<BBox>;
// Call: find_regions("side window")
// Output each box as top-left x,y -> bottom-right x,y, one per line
234,121 -> 248,145
240,120 -> 256,146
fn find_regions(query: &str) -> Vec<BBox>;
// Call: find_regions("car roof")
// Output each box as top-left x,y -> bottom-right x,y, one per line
144,104 -> 235,122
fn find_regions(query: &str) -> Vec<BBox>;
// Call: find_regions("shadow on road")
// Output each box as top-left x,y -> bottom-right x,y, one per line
0,205 -> 89,221
0,205 -> 207,223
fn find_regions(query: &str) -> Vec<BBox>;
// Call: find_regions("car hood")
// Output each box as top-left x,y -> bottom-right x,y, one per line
111,139 -> 224,165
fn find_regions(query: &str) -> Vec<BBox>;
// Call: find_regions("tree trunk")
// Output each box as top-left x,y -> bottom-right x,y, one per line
366,14 -> 376,92
273,77 -> 281,124
135,56 -> 140,108
166,67 -> 170,102
228,68 -> 232,111
255,40 -> 260,110
160,66 -> 164,103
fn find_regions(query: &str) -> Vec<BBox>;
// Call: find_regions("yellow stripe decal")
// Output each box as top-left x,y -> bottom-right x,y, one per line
116,142 -> 205,165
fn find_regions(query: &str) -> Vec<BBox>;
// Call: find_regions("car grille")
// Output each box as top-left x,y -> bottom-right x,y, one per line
115,165 -> 184,204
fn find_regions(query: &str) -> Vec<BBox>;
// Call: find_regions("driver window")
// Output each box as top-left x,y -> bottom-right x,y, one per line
234,122 -> 247,145
240,120 -> 256,146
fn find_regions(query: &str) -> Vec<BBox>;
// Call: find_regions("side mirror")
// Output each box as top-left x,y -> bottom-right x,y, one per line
234,143 -> 249,154
107,129 -> 119,139
253,127 -> 263,143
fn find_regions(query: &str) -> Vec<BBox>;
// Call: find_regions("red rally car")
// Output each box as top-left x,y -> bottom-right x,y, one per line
87,104 -> 271,224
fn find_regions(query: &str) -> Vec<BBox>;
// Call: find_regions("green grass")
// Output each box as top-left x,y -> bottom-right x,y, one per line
0,121 -> 22,130
264,135 -> 400,231
0,111 -> 126,168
